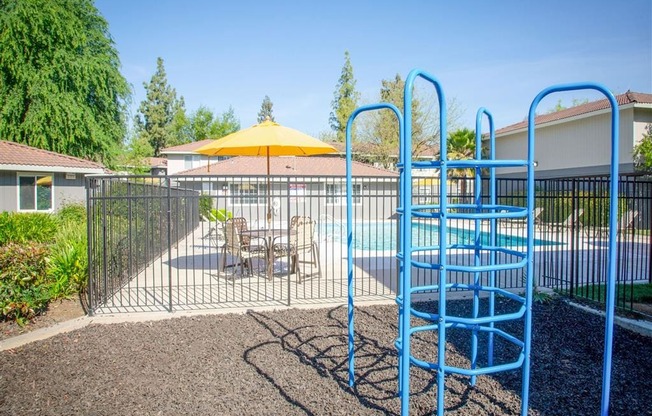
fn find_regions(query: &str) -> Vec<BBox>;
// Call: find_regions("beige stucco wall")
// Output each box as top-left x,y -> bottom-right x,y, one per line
494,105 -> 651,178
165,154 -> 212,175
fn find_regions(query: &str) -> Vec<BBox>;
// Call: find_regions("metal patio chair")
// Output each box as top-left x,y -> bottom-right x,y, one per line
273,216 -> 321,283
220,217 -> 267,276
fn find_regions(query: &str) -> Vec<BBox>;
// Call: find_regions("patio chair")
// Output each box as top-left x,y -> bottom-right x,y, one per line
589,209 -> 640,239
543,208 -> 584,233
273,216 -> 321,283
220,217 -> 267,276
204,211 -> 226,248
499,207 -> 544,229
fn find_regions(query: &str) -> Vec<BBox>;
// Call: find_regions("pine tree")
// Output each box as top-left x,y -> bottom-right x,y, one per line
135,57 -> 180,156
330,51 -> 360,142
0,0 -> 130,164
257,96 -> 275,122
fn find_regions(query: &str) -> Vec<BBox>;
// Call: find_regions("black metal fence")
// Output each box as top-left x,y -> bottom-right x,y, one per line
86,178 -> 200,312
496,174 -> 652,317
86,173 -> 652,317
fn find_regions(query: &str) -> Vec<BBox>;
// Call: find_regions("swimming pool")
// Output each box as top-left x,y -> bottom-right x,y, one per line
319,221 -> 560,251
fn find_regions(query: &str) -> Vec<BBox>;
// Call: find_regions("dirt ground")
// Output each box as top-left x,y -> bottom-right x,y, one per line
0,297 -> 86,342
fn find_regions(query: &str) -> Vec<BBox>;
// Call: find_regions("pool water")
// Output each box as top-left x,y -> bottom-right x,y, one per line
319,221 -> 560,251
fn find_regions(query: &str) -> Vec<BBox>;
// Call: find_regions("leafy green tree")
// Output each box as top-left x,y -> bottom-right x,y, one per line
546,98 -> 590,114
362,74 -> 427,168
633,124 -> 652,172
257,95 -> 275,122
212,106 -> 240,138
0,0 -> 130,164
190,106 -> 216,142
330,51 -> 360,142
121,133 -> 154,174
135,57 -> 180,156
168,97 -> 192,146
189,105 -> 240,141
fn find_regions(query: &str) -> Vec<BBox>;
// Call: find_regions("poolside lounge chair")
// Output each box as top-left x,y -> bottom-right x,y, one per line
273,216 -> 321,283
589,209 -> 639,239
499,207 -> 544,229
543,208 -> 584,233
220,217 -> 267,276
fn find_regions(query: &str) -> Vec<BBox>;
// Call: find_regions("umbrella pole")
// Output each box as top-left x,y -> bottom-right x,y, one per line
267,148 -> 272,225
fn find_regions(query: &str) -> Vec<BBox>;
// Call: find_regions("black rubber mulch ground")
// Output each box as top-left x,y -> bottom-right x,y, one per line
1,298 -> 650,415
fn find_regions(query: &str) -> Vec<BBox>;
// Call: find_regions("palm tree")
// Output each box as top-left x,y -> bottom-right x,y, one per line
446,128 -> 479,198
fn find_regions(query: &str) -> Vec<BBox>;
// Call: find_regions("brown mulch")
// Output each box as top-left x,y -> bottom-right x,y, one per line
0,298 -> 650,415
0,297 -> 86,342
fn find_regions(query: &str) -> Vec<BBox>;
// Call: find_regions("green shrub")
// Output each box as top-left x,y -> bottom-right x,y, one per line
0,212 -> 58,246
210,208 -> 232,222
57,203 -> 87,224
0,242 -> 51,325
48,221 -> 88,298
199,195 -> 213,220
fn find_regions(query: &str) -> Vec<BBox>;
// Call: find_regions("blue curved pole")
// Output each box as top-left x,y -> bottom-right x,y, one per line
527,83 -> 619,416
403,68 -> 447,416
473,108 -> 496,385
346,103 -> 403,388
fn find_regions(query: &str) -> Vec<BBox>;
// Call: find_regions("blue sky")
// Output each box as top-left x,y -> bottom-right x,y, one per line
95,0 -> 651,138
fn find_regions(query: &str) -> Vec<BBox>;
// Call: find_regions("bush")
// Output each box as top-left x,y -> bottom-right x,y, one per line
211,208 -> 232,222
57,202 -> 87,224
0,212 -> 58,246
0,242 -> 51,325
199,195 -> 213,220
48,221 -> 88,298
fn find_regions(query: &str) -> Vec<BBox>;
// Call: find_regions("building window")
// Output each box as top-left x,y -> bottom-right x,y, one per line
230,183 -> 267,205
326,183 -> 361,205
18,174 -> 53,211
184,155 -> 200,170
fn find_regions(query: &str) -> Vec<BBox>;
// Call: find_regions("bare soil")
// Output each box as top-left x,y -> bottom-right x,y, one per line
0,298 -> 650,415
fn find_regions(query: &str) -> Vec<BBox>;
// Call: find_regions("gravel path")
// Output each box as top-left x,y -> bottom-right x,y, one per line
1,298 -> 650,415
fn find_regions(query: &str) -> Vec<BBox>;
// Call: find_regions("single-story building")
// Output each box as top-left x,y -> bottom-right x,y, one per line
173,155 -> 398,223
493,91 -> 652,178
0,140 -> 105,212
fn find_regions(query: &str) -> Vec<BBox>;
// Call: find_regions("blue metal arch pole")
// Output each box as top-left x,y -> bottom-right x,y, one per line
403,68 -> 448,416
473,108 -> 496,385
346,103 -> 403,388
527,83 -> 619,416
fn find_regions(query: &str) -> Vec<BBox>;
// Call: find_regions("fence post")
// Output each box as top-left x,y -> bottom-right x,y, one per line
86,177 -> 95,316
167,178 -> 173,312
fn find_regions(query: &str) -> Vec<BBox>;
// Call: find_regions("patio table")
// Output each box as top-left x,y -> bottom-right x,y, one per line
240,228 -> 288,279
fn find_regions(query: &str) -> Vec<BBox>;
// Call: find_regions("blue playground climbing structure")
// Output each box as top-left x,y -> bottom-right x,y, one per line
345,68 -> 620,416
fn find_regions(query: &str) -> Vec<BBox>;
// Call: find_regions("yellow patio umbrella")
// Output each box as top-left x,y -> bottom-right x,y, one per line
195,119 -> 338,222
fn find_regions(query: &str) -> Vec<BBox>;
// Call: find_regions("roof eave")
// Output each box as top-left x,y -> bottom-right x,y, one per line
0,164 -> 105,174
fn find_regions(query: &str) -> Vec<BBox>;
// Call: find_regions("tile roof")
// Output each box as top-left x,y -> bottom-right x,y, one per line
0,140 -> 105,171
327,141 -> 438,158
147,157 -> 168,167
496,91 -> 652,135
161,139 -> 214,153
175,156 -> 398,177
